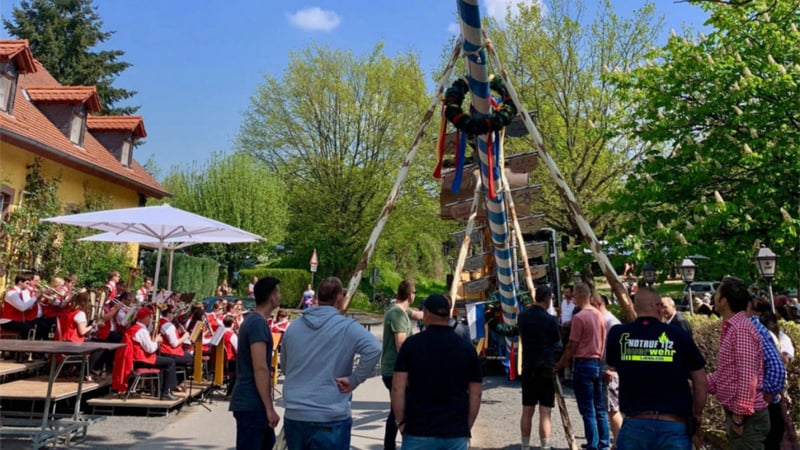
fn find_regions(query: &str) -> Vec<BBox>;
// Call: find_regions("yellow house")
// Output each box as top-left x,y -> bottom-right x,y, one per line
0,39 -> 169,284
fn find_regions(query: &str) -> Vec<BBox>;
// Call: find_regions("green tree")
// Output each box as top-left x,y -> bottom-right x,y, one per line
158,151 -> 289,282
3,0 -> 137,114
0,158 -> 61,279
483,0 -> 662,249
606,0 -> 800,285
237,43 -> 451,279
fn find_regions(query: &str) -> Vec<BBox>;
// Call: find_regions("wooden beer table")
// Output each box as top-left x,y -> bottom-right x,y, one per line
0,340 -> 123,448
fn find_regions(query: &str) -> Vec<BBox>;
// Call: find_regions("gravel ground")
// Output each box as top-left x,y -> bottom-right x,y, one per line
471,373 -> 586,450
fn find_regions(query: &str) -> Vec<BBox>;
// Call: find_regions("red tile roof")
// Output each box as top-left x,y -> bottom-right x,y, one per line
0,41 -> 168,199
87,115 -> 146,139
27,86 -> 102,113
0,39 -> 36,73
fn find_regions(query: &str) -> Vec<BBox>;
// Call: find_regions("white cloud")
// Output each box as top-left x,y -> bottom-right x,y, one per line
484,0 -> 544,22
287,7 -> 341,32
447,22 -> 461,35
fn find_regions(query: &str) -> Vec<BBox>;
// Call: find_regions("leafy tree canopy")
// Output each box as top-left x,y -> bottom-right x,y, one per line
3,0 -> 137,114
238,43 -> 452,279
483,0 -> 663,248
605,0 -> 799,286
158,151 -> 290,281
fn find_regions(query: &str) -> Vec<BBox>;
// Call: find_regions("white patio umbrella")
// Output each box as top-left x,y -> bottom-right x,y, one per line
42,204 -> 263,300
79,231 -> 260,290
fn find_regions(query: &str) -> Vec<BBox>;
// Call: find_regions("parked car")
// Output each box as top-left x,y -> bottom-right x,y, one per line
680,281 -> 720,307
201,296 -> 255,313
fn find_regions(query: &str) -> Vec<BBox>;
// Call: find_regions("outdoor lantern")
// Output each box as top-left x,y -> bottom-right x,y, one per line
642,263 -> 656,286
755,245 -> 777,313
755,246 -> 777,280
573,271 -> 582,286
679,258 -> 696,284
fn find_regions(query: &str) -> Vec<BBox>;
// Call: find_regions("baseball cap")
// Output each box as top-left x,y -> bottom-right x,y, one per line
136,307 -> 154,321
423,294 -> 451,317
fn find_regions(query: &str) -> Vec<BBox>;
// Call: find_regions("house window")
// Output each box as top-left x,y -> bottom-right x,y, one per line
0,72 -> 14,113
1,185 -> 14,222
121,139 -> 132,167
70,110 -> 85,145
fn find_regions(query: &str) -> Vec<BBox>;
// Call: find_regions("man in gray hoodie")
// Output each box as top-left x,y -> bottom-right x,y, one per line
280,276 -> 381,449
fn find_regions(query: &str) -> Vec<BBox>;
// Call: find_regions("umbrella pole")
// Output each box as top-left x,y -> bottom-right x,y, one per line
168,249 -> 175,291
152,246 -> 164,303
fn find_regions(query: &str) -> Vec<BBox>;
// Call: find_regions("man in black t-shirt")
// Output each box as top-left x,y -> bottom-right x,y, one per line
606,286 -> 707,450
518,286 -> 562,450
392,294 -> 482,450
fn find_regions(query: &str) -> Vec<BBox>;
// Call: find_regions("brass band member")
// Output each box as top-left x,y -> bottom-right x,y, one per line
135,277 -> 153,304
1,274 -> 49,340
158,306 -> 193,383
127,308 -> 179,400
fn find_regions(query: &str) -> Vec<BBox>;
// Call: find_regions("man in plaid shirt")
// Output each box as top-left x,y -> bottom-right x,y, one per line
708,277 -> 770,449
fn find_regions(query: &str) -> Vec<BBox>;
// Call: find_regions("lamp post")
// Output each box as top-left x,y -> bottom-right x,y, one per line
755,246 -> 777,313
642,263 -> 656,287
679,258 -> 696,316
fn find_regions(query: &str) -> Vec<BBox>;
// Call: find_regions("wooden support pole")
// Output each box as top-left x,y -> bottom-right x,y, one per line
502,170 -> 535,297
340,40 -> 462,312
482,30 -> 636,321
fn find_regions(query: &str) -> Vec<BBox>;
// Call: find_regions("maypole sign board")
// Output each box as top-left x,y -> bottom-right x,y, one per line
310,248 -> 319,272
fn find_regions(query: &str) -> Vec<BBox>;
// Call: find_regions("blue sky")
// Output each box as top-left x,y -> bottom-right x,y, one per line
1,0 -> 709,176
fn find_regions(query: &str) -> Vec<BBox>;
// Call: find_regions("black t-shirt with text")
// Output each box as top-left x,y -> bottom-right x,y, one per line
606,317 -> 705,417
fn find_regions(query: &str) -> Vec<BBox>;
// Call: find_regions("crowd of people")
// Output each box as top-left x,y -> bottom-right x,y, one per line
0,271 -> 293,402
521,278 -> 797,450
5,269 -> 799,450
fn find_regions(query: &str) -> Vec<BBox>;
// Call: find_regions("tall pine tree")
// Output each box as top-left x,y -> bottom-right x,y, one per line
3,0 -> 137,114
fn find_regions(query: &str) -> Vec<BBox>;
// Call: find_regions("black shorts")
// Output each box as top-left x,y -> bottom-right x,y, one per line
521,366 -> 555,408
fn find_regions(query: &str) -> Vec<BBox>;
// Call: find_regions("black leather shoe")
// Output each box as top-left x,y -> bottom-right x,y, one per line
161,391 -> 178,401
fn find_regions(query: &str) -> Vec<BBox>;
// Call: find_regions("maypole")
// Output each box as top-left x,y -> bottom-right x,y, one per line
453,0 -> 518,325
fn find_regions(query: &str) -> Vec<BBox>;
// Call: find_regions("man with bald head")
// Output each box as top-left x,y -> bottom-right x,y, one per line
606,286 -> 707,450
661,296 -> 692,336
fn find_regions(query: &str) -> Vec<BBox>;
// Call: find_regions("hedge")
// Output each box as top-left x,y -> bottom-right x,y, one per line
143,252 -> 218,297
687,314 -> 800,447
238,267 -> 310,309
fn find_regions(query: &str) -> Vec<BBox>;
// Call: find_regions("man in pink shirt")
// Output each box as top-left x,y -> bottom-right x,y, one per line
555,283 -> 609,450
707,277 -> 769,449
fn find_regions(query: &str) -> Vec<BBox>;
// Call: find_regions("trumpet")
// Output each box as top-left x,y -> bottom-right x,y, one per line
37,283 -> 64,303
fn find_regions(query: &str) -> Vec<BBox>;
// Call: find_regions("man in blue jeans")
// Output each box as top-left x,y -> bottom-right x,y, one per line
555,283 -> 609,450
606,286 -> 707,450
280,277 -> 381,449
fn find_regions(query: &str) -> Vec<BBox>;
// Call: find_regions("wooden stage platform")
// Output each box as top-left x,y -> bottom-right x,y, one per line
0,360 -> 47,380
87,380 -> 213,416
0,376 -> 108,401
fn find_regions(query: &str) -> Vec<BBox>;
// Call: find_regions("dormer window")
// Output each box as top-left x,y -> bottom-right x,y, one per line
70,109 -> 86,145
0,40 -> 34,115
86,115 -> 146,167
26,86 -> 101,147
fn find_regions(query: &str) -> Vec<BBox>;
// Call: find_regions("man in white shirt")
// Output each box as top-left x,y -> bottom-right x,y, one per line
2,274 -> 49,340
135,278 -> 153,304
127,308 -> 178,400
158,306 -> 193,374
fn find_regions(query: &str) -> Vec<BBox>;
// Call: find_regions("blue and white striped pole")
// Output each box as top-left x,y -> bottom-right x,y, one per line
456,0 -> 518,326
